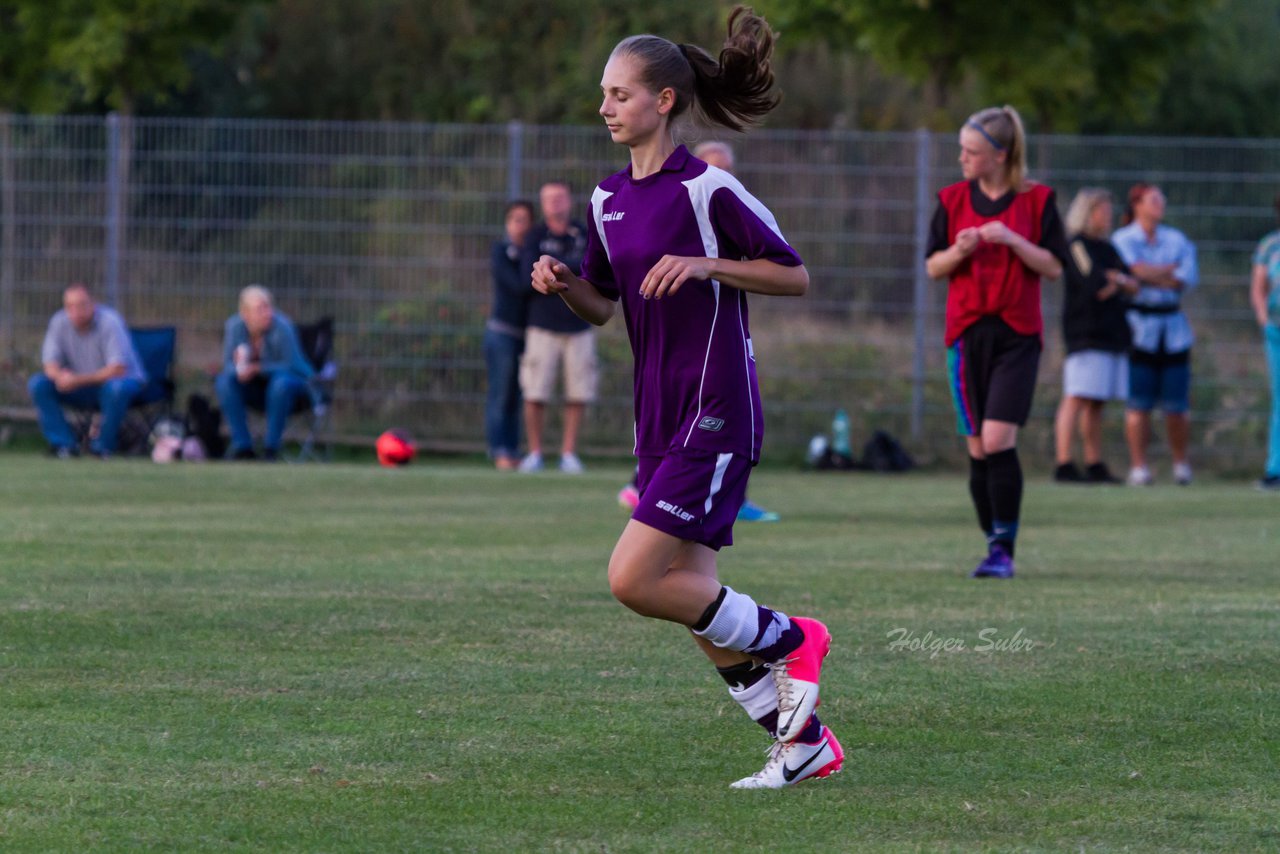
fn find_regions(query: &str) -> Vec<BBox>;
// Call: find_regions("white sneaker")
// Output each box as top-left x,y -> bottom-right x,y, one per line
730,726 -> 844,789
1126,466 -> 1154,487
1173,462 -> 1192,486
517,452 -> 543,473
558,453 -> 584,474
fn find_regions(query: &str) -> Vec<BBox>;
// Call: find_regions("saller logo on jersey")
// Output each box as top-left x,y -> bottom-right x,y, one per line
697,416 -> 725,432
602,211 -> 626,222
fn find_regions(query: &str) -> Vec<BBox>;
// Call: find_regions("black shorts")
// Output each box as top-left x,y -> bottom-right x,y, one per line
946,316 -> 1041,436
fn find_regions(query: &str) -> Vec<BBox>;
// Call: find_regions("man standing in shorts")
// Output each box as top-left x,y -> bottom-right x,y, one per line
518,181 -> 596,473
1112,184 -> 1199,486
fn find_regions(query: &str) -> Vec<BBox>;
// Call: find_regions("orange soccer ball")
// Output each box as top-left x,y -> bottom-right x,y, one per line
375,429 -> 416,467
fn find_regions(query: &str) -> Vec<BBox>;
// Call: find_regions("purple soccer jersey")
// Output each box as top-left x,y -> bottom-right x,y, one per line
579,145 -> 802,462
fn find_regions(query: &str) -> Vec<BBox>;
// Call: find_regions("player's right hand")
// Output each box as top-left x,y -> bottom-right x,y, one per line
954,228 -> 979,256
531,254 -> 570,294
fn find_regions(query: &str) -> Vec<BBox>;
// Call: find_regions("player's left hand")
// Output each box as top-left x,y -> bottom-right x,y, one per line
977,221 -> 1013,245
531,254 -> 571,294
640,255 -> 713,300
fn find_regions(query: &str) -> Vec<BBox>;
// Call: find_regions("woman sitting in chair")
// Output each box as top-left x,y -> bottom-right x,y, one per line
215,284 -> 314,461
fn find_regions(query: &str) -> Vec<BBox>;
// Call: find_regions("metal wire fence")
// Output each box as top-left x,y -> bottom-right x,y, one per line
1,114 -> 1276,471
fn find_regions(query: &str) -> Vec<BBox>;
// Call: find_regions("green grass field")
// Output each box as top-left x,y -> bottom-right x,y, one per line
0,455 -> 1276,852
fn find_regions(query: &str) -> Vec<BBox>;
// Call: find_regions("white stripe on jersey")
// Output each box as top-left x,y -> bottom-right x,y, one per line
704,452 -> 734,516
736,291 -> 755,453
590,186 -> 615,263
684,279 -> 721,448
681,164 -> 788,243
680,164 -> 776,451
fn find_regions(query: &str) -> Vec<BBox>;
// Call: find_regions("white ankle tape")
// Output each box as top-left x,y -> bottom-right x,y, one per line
693,586 -> 758,651
729,674 -> 779,720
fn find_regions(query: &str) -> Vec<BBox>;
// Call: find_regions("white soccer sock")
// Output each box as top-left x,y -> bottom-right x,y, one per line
693,586 -> 760,651
729,674 -> 778,723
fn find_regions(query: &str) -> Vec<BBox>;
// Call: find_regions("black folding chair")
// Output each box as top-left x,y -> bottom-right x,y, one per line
287,316 -> 336,462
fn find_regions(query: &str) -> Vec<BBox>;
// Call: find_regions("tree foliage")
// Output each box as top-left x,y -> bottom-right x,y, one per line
47,0 -> 250,114
0,0 -> 1277,136
763,0 -> 1218,131
0,2 -> 72,111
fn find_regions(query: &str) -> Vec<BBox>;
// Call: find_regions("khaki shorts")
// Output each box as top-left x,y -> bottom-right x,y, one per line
519,327 -> 598,403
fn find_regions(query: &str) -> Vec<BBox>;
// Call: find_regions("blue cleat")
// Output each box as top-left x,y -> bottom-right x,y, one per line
737,500 -> 780,523
970,544 -> 1015,579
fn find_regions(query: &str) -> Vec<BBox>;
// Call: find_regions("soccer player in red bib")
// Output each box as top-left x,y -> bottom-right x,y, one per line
531,7 -> 841,788
925,105 -> 1068,579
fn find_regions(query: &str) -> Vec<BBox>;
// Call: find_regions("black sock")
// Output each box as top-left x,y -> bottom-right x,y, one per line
968,456 -> 993,537
691,586 -> 726,633
986,448 -> 1023,558
715,659 -> 770,690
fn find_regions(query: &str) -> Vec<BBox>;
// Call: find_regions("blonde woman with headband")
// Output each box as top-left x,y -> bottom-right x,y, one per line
925,105 -> 1068,579
1053,188 -> 1139,484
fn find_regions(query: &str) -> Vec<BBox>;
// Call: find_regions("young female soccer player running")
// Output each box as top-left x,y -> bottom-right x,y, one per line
925,106 -> 1068,578
531,7 -> 840,789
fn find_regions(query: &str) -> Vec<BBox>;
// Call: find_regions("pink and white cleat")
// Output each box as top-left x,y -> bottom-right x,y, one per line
617,482 -> 640,510
730,725 -> 844,789
771,617 -> 831,743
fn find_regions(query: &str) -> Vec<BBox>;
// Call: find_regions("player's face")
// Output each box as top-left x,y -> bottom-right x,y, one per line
599,54 -> 667,147
958,127 -> 1005,182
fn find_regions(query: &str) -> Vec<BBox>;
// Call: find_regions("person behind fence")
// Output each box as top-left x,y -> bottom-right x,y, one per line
1250,191 -> 1280,491
215,284 -> 314,461
517,180 -> 596,474
925,105 -> 1068,580
1053,188 -> 1140,484
1111,183 -> 1199,487
28,283 -> 147,459
486,199 -> 535,471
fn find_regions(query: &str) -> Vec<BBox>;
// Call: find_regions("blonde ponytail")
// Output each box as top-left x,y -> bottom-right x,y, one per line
967,104 -> 1028,191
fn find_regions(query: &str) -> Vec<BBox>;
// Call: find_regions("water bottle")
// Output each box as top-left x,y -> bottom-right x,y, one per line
832,408 -> 852,459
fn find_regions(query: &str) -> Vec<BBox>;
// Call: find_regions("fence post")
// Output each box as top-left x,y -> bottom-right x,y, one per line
506,120 -> 524,202
0,112 -> 15,355
104,112 -> 122,309
910,128 -> 932,442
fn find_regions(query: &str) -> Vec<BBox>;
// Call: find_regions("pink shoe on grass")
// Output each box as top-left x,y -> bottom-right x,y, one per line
730,724 -> 844,789
771,617 -> 831,743
617,483 -> 640,510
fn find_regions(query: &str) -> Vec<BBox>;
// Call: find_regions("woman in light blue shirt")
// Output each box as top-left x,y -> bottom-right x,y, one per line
1111,184 -> 1198,486
1250,192 -> 1280,490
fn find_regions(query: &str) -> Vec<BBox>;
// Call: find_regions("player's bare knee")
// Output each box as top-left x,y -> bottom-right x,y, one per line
607,557 -> 650,613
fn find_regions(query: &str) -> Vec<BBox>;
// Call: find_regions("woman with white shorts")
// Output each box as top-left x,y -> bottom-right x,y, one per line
1054,188 -> 1139,483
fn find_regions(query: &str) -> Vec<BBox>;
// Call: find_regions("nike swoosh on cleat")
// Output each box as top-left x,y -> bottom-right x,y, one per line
782,739 -> 829,782
778,689 -> 807,736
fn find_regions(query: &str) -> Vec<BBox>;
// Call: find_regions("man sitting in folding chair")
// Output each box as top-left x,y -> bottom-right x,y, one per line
27,283 -> 147,459
215,284 -> 315,462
